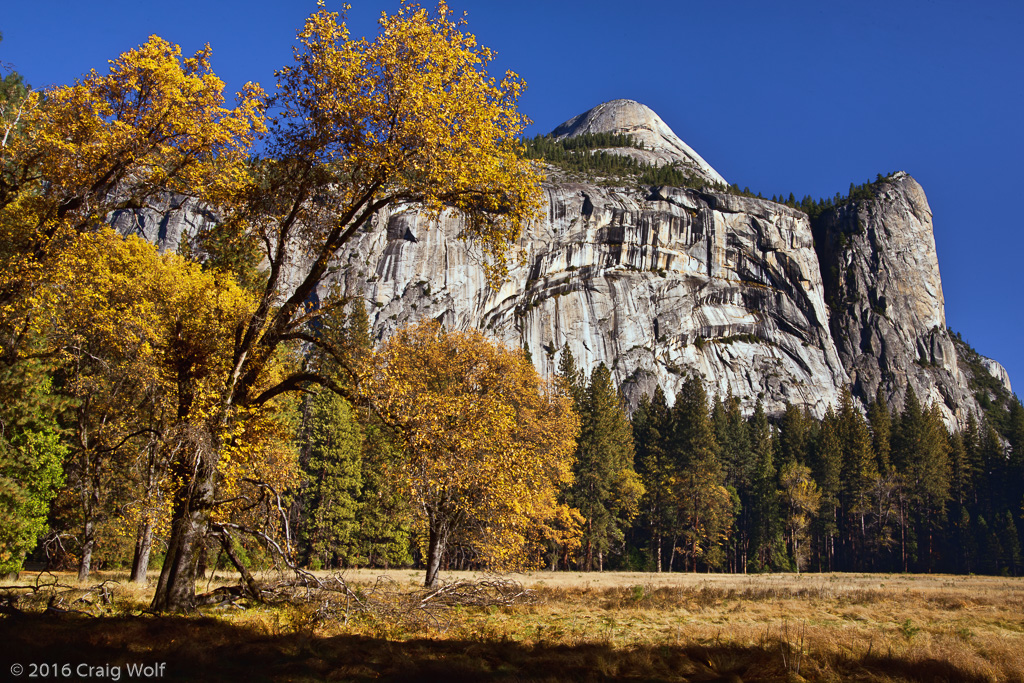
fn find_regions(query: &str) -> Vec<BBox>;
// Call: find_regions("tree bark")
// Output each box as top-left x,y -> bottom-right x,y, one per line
78,520 -> 94,583
215,529 -> 262,600
424,514 -> 449,588
129,522 -> 154,584
150,438 -> 217,612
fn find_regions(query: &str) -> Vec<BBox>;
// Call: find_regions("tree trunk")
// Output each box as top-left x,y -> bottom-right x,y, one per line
655,532 -> 662,573
584,517 -> 593,571
424,512 -> 449,588
78,519 -> 94,583
151,441 -> 217,612
129,522 -> 154,584
77,453 -> 99,582
216,530 -> 262,600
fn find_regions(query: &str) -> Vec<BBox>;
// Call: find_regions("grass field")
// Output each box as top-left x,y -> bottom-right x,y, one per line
2,569 -> 1023,682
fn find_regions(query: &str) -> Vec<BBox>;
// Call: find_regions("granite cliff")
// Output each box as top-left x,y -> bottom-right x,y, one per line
550,99 -> 727,187
813,171 -> 1011,426
115,99 -> 1011,425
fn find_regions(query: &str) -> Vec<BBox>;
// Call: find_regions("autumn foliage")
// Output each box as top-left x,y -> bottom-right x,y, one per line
365,322 -> 580,586
0,0 -> 554,610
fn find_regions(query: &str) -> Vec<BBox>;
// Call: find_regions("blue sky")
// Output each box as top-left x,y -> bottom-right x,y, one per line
3,1 -> 1022,397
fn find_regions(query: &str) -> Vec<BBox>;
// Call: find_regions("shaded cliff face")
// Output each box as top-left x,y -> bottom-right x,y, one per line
813,172 -> 1004,427
332,181 -> 847,416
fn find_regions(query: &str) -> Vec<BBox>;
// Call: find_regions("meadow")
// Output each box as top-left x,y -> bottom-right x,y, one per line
2,569 -> 1023,682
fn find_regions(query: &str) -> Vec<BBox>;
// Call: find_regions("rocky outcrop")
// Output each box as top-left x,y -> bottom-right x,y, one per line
813,172 -> 991,427
110,193 -> 215,253
982,358 -> 1013,394
551,99 -> 727,187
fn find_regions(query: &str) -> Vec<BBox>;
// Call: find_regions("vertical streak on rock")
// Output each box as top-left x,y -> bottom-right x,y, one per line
705,209 -> 717,279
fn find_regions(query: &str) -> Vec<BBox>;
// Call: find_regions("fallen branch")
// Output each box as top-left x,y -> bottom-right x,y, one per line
260,573 -> 534,631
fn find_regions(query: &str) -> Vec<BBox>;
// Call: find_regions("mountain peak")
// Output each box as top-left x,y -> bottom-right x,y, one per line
550,100 -> 726,186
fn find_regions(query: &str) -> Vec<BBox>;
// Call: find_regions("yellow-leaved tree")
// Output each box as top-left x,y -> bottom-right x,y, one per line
0,36 -> 264,355
0,1 -> 540,610
49,229 -> 299,583
150,2 -> 543,611
0,39 -> 265,577
365,321 -> 579,587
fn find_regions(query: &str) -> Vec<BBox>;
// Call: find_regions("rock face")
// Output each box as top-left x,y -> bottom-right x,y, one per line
117,100 -> 1010,425
111,193 -> 214,253
813,172 -> 993,427
334,182 -> 847,415
551,99 -> 727,187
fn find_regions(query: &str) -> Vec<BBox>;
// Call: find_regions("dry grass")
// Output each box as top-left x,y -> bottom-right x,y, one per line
2,569 -> 1023,681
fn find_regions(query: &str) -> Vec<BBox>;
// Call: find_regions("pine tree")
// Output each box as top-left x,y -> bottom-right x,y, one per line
345,299 -> 412,568
671,374 -> 718,469
810,407 -> 842,571
838,387 -> 877,569
893,387 -> 951,570
748,401 -> 785,570
634,386 -> 675,571
298,298 -> 412,569
569,364 -> 643,571
353,419 -> 412,568
716,394 -> 754,489
996,510 -> 1022,576
713,394 -> 751,572
778,402 -> 810,468
556,343 -> 585,411
670,375 -> 731,571
867,387 -> 892,474
300,392 -> 363,569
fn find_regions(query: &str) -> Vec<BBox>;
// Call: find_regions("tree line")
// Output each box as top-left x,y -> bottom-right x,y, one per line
274,339 -> 1024,578
550,345 -> 1024,575
522,133 -> 723,191
523,128 -> 903,225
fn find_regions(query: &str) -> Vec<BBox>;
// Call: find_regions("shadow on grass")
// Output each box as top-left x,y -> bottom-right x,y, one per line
0,613 -> 995,682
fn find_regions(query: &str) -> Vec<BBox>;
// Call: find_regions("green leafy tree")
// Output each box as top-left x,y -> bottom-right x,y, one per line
0,423 -> 66,574
0,39 -> 67,576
